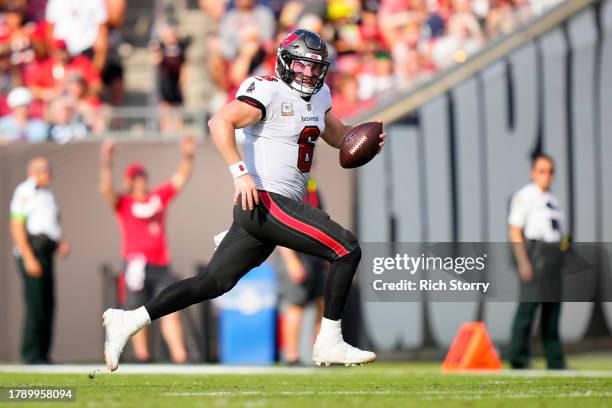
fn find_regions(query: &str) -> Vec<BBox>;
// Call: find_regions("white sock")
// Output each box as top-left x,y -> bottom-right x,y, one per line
131,306 -> 151,329
318,318 -> 342,339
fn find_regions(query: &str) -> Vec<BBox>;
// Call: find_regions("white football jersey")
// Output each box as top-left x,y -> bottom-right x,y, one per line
236,75 -> 332,201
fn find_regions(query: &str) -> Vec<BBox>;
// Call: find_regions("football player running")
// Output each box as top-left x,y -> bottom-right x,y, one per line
103,29 -> 385,371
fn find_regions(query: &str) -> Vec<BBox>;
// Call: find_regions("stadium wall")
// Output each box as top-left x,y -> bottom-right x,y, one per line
356,0 -> 612,352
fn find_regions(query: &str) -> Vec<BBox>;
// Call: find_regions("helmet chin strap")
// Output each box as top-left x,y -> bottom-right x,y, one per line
276,53 -> 323,97
289,80 -> 315,97
275,61 -> 316,97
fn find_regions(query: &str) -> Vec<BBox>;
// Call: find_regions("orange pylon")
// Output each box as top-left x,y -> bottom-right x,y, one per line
442,322 -> 502,371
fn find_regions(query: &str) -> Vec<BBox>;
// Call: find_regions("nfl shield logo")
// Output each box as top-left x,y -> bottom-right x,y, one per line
307,103 -> 312,111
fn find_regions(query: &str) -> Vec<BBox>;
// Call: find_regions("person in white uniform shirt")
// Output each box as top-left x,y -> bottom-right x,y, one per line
507,153 -> 566,370
10,157 -> 70,364
45,0 -> 109,70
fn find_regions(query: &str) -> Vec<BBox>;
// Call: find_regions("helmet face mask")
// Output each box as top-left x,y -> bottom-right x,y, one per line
276,29 -> 329,98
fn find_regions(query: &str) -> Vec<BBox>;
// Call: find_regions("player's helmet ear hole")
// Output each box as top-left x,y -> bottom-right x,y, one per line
276,29 -> 330,98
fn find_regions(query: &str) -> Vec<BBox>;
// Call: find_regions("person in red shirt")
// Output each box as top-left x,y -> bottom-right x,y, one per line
0,3 -> 47,65
26,39 -> 101,116
98,135 -> 196,363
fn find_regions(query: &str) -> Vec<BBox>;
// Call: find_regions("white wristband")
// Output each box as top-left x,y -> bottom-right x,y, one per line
229,161 -> 249,179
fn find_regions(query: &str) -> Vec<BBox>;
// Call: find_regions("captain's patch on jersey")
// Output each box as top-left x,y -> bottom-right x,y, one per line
281,101 -> 294,116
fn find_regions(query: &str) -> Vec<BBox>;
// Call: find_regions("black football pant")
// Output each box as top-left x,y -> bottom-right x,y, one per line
509,302 -> 565,369
16,237 -> 57,364
509,243 -> 565,369
145,190 -> 361,321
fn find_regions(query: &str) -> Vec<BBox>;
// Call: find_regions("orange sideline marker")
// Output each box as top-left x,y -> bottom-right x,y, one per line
442,322 -> 502,371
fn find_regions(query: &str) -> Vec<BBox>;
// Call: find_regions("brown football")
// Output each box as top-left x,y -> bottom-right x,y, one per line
339,121 -> 383,168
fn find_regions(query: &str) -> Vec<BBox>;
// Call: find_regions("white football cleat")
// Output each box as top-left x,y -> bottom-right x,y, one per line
312,335 -> 376,367
102,308 -> 141,372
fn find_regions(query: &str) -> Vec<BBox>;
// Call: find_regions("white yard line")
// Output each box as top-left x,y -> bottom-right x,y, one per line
417,391 -> 612,400
1,364 -> 612,378
446,369 -> 612,378
163,391 -> 394,397
0,364 -> 315,375
161,390 -> 612,399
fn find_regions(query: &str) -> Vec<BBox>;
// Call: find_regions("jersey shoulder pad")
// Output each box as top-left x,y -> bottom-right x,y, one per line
321,82 -> 331,95
320,82 -> 332,112
236,76 -> 280,120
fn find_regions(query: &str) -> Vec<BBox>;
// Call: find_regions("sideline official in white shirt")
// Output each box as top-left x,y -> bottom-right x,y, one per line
507,154 -> 566,370
10,157 -> 70,364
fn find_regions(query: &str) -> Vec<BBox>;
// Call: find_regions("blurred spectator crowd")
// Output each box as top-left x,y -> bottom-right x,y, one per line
200,0 -> 561,118
0,0 -> 125,144
0,0 -> 562,144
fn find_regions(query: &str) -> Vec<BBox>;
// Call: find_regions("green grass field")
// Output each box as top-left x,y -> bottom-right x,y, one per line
1,357 -> 612,407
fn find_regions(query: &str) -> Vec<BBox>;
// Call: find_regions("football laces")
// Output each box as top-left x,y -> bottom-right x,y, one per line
349,135 -> 368,155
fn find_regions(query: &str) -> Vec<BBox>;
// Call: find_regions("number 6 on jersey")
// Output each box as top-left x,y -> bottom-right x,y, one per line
297,126 -> 320,173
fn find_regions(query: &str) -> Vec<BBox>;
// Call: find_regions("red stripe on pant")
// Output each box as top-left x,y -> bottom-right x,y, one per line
259,191 -> 350,257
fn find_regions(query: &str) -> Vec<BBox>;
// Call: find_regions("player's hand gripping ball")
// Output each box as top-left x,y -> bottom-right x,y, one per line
339,121 -> 384,168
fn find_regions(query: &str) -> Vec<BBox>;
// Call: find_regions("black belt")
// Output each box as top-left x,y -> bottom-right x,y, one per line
27,234 -> 58,255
